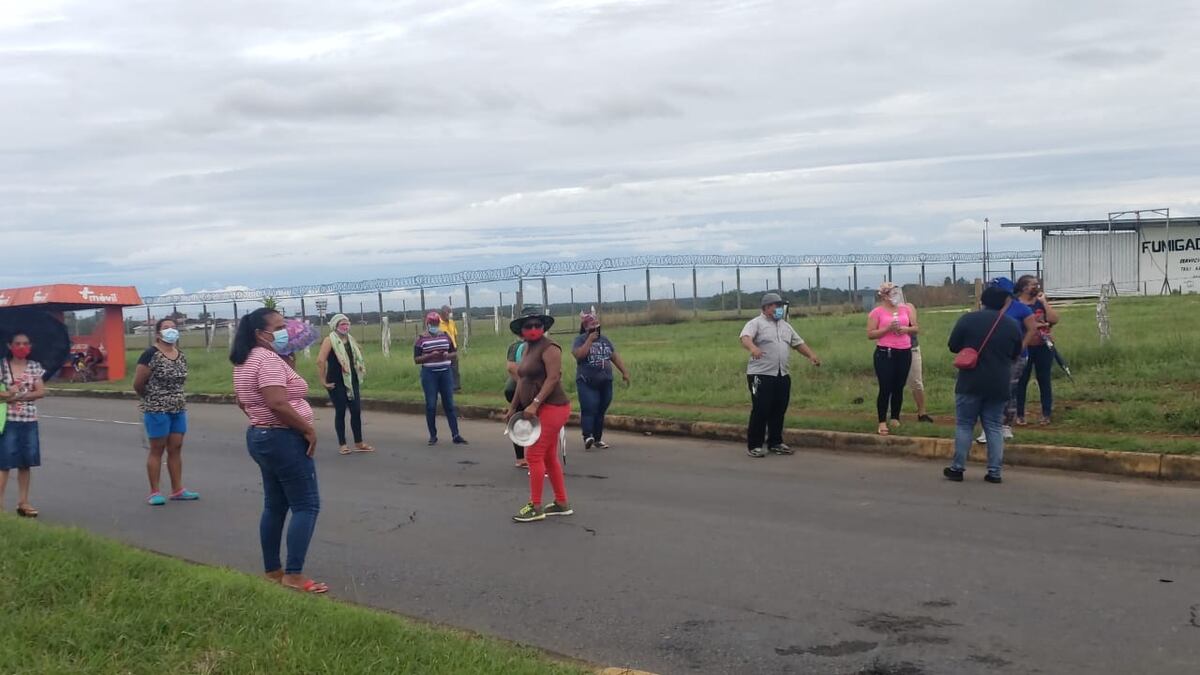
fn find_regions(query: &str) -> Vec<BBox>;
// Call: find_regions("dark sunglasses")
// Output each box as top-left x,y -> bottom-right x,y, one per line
522,322 -> 544,329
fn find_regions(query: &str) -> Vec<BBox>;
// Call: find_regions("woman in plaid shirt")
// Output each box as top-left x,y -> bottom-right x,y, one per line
1,333 -> 46,517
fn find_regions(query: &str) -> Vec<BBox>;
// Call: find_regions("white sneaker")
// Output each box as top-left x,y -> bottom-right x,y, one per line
976,432 -> 987,444
1002,425 -> 1014,440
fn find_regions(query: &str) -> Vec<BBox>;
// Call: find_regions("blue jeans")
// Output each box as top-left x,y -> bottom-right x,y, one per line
419,367 -> 460,440
576,378 -> 614,441
952,394 -> 1006,476
245,427 -> 320,575
1017,345 -> 1054,419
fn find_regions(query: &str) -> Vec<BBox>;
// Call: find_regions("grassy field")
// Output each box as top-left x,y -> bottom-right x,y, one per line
0,516 -> 589,675
73,295 -> 1200,454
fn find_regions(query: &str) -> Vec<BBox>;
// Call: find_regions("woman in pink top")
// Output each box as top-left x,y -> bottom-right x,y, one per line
231,308 -> 326,594
866,282 -> 918,435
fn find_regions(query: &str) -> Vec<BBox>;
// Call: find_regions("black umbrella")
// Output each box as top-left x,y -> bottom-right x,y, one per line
0,308 -> 71,380
1041,334 -> 1074,381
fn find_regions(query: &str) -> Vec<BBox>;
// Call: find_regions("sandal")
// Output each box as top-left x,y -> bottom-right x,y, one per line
1015,417 -> 1028,426
514,460 -> 529,469
353,443 -> 375,453
283,579 -> 329,594
264,570 -> 284,583
16,503 -> 38,518
877,424 -> 890,436
338,445 -> 352,455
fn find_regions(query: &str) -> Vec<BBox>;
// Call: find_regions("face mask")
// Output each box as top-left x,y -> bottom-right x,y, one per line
270,329 -> 289,352
336,324 -> 350,335
428,325 -> 441,335
772,307 -> 785,321
10,345 -> 31,360
521,327 -> 545,341
160,328 -> 180,344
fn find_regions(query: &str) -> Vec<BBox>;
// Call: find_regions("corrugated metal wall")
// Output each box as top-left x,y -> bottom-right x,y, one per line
1044,232 -> 1138,297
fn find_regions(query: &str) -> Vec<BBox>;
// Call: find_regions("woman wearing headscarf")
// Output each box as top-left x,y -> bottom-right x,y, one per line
866,282 -> 916,435
414,311 -> 467,446
571,311 -> 631,450
317,314 -> 373,455
1,332 -> 46,517
506,307 -> 572,523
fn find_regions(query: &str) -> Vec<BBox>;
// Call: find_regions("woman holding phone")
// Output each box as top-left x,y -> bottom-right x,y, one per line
866,282 -> 916,435
571,311 -> 630,449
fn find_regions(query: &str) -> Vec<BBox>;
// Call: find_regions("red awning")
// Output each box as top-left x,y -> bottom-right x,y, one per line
0,284 -> 142,311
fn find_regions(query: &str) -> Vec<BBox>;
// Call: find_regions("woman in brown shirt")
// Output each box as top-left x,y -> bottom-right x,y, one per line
505,307 -> 573,523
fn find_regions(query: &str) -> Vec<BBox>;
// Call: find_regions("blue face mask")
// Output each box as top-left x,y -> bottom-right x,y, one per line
428,325 -> 441,335
270,328 -> 290,352
160,328 -> 180,344
773,306 -> 786,321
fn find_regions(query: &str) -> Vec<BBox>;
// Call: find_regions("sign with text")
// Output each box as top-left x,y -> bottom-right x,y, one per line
1138,224 -> 1200,294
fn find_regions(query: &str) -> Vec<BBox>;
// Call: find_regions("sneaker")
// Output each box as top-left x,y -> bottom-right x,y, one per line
169,489 -> 200,501
943,467 -> 964,482
747,446 -> 767,458
427,437 -> 438,446
584,436 -> 596,450
543,502 -> 574,517
594,440 -> 610,449
1038,417 -> 1052,426
512,502 -> 545,522
984,474 -> 1003,484
1002,425 -> 1014,440
1015,417 -> 1027,426
976,432 -> 987,444
147,492 -> 166,506
452,436 -> 469,445
917,414 -> 934,423
768,443 -> 794,455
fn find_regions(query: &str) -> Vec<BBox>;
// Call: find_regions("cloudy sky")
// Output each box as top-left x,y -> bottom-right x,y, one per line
3,0 -> 1198,301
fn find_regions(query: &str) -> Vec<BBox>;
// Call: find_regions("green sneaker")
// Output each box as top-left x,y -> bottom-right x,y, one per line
543,502 -> 573,517
512,503 -> 545,523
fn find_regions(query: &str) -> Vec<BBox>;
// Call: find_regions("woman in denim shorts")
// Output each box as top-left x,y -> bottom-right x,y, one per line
134,318 -> 198,506
1,333 -> 47,517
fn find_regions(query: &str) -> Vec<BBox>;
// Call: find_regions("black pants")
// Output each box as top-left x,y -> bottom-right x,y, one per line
329,383 -> 363,445
747,373 -> 790,450
1017,345 -> 1054,419
873,347 -> 912,423
503,386 -> 525,460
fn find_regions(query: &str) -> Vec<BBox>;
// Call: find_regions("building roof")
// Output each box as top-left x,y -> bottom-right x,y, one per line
1002,217 -> 1199,233
0,284 -> 142,311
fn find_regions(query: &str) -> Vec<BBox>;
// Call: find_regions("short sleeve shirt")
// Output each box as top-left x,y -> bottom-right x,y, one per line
740,315 -> 805,376
137,347 -> 188,413
233,347 -> 313,426
1004,300 -> 1034,357
3,359 -> 45,422
572,334 -> 615,383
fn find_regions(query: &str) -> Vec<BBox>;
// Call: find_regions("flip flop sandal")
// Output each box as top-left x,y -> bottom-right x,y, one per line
338,446 -> 353,455
353,444 -> 375,453
16,504 -> 38,518
284,579 -> 329,594
877,426 -> 890,436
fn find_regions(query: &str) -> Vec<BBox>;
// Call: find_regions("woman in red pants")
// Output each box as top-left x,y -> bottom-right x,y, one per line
506,306 -> 573,523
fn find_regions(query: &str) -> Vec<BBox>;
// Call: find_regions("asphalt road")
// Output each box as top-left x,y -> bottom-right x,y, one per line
23,397 -> 1200,675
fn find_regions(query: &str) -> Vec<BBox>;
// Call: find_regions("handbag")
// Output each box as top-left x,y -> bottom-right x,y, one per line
954,307 -> 1007,370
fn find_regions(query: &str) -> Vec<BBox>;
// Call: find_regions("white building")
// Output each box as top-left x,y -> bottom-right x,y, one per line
1003,217 -> 1200,298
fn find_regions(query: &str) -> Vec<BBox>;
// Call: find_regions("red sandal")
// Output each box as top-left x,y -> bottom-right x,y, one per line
284,579 -> 329,594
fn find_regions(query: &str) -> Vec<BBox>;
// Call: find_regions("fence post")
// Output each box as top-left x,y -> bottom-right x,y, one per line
852,265 -> 858,294
463,284 -> 471,349
816,266 -> 822,312
692,267 -> 699,317
776,266 -> 782,294
1035,259 -> 1040,278
202,303 -> 211,350
622,285 -> 628,318
920,263 -> 926,287
887,264 -> 893,282
596,272 -> 602,312
300,297 -> 307,322
736,267 -> 744,316
337,294 -> 343,314
569,288 -> 576,328
645,268 -> 652,316
952,262 -> 957,283
1010,259 -> 1015,279
541,277 -> 549,309
419,288 -> 426,314
146,306 -> 153,347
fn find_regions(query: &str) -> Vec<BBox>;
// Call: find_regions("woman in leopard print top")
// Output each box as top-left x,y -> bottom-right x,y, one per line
133,318 -> 198,506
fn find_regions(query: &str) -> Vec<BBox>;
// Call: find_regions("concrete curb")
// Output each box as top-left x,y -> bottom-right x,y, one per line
49,388 -> 1200,482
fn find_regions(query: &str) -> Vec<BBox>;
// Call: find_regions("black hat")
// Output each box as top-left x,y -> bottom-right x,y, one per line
509,306 -> 555,335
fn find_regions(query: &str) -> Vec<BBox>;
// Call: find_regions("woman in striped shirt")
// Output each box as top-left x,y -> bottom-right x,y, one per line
414,311 -> 467,446
231,308 -> 326,594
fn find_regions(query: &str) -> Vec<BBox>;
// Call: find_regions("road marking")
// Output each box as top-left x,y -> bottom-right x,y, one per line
42,415 -> 140,426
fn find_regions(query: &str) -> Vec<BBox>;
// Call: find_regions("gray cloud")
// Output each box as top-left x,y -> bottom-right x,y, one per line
1,0 -> 1198,295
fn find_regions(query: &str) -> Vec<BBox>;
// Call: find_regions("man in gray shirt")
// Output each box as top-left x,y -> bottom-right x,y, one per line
739,293 -> 822,458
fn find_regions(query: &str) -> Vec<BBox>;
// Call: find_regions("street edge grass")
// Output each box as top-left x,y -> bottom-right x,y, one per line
0,516 -> 592,675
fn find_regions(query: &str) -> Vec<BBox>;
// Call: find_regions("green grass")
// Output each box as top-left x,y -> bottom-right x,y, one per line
77,295 -> 1200,454
0,516 -> 589,675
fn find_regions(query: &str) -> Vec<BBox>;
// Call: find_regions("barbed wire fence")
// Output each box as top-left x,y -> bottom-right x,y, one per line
133,250 -> 1044,352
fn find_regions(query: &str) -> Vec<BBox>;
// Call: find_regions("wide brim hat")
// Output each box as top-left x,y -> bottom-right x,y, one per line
509,306 -> 555,335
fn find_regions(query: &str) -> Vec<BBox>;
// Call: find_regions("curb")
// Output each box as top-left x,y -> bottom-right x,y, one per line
49,388 -> 1200,483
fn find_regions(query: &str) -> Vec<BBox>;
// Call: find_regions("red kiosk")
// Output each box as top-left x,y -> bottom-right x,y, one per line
0,284 -> 142,382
